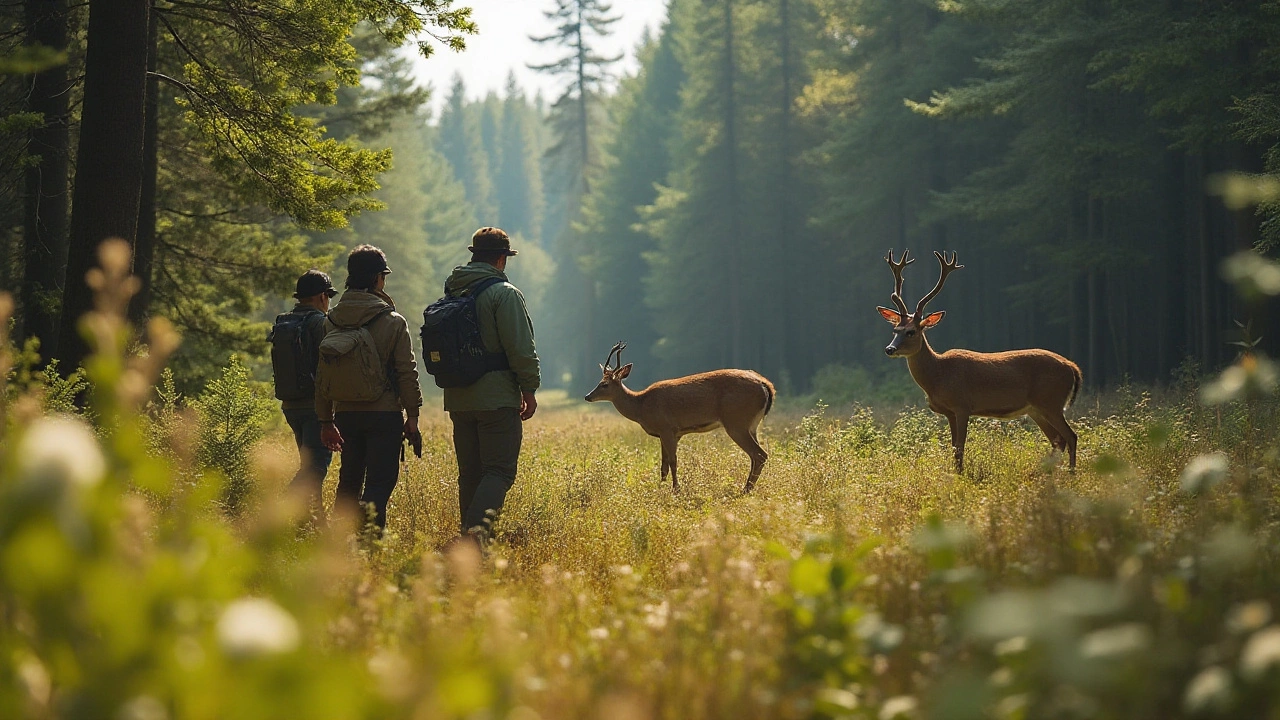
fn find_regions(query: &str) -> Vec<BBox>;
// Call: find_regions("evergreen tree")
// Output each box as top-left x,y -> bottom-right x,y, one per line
528,0 -> 621,385
577,22 -> 683,383
438,74 -> 497,220
641,0 -> 747,375
496,72 -> 545,242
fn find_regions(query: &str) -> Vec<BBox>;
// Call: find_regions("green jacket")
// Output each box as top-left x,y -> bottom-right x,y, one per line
315,289 -> 423,421
441,263 -> 540,412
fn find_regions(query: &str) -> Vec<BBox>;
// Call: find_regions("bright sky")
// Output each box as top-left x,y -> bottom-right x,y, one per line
408,0 -> 670,112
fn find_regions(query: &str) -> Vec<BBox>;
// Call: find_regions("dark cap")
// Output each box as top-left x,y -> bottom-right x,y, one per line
294,269 -> 337,299
347,244 -> 392,279
469,227 -> 518,256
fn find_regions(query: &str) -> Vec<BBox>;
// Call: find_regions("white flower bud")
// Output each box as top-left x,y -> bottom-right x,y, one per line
18,416 -> 105,491
217,598 -> 299,657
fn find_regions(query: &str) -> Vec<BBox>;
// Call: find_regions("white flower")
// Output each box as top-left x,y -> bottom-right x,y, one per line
1180,452 -> 1229,495
880,695 -> 918,720
1183,667 -> 1232,715
1079,623 -> 1152,659
217,598 -> 299,657
588,627 -> 610,640
117,695 -> 168,720
1240,625 -> 1280,681
18,416 -> 105,491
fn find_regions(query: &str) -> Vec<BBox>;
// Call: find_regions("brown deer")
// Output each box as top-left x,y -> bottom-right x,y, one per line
584,342 -> 776,493
877,250 -> 1082,472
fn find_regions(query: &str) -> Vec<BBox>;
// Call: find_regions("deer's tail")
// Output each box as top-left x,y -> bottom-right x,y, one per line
761,378 -> 776,416
1065,362 -> 1082,410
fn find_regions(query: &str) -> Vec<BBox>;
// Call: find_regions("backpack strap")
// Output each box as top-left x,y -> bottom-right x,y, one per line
447,275 -> 506,299
467,276 -> 507,297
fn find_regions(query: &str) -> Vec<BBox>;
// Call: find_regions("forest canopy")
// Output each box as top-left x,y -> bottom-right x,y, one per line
3,0 -> 1280,394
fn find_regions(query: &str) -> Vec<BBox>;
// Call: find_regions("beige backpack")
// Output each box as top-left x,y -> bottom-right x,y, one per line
316,308 -> 392,403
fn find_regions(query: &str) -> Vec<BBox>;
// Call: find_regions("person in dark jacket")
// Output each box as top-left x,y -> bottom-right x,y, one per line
317,245 -> 423,532
443,227 -> 540,542
279,270 -> 337,509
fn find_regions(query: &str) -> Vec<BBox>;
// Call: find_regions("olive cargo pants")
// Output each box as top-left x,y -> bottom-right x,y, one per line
450,407 -> 522,534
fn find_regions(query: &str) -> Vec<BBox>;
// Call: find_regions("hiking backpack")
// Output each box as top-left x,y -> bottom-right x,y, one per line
420,277 -> 511,388
267,309 -> 325,401
316,308 -> 394,403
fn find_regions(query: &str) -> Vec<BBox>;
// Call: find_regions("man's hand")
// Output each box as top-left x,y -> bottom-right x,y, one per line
404,416 -> 422,458
320,422 -> 343,452
519,391 -> 537,421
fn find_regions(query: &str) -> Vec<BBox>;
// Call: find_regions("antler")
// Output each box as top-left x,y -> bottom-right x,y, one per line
603,341 -> 627,371
914,251 -> 963,318
885,249 -> 914,318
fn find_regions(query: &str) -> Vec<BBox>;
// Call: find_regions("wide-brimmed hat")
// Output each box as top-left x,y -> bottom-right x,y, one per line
293,269 -> 337,299
469,227 -> 518,256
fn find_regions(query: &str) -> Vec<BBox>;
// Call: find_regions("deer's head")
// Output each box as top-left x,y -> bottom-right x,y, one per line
877,250 -> 962,358
585,342 -> 632,402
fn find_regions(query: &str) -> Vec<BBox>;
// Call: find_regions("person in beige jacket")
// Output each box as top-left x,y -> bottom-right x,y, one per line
317,245 -> 423,531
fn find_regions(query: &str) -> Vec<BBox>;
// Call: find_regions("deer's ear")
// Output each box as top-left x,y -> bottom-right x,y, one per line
616,363 -> 633,379
599,363 -> 607,373
920,311 -> 945,328
877,307 -> 903,324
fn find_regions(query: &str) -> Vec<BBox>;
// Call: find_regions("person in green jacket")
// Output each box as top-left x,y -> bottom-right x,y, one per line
443,227 -> 540,541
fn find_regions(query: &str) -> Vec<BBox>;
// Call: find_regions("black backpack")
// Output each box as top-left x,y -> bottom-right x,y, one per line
420,276 -> 511,388
268,309 -> 325,401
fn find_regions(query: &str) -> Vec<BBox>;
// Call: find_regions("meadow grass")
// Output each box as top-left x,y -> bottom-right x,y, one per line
226,383 -> 1279,719
9,243 -> 1278,719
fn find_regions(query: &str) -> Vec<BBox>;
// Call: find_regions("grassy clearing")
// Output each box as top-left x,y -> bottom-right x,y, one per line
5,274 -> 1279,719
228,383 -> 1279,719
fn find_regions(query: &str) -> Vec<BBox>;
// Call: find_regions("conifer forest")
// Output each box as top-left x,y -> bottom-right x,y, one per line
3,1 -> 1280,719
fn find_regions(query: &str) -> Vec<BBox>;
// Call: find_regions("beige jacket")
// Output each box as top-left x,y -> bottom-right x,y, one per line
315,289 -> 423,421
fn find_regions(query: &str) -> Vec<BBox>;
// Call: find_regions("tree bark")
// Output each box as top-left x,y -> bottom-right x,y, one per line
21,0 -> 71,359
128,3 -> 160,325
56,0 -> 149,369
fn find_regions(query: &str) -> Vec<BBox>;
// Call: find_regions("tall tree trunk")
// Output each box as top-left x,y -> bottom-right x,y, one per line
723,0 -> 743,367
573,0 -> 596,386
129,4 -> 160,325
776,0 -> 795,385
21,0 -> 71,359
56,0 -> 149,369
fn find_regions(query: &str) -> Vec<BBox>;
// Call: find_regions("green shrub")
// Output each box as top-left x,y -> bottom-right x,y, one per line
192,355 -> 274,516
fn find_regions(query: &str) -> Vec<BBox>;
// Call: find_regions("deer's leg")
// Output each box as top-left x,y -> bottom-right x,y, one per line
951,412 -> 969,473
1028,411 -> 1065,452
660,435 -> 680,492
726,424 -> 768,494
1042,411 -> 1078,471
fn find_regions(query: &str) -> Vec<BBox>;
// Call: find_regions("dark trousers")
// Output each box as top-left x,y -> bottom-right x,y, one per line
283,408 -> 333,507
451,408 -> 522,534
334,411 -> 403,530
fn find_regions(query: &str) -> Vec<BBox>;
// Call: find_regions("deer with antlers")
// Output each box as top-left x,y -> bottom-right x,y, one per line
878,250 -> 1082,472
585,343 -> 776,493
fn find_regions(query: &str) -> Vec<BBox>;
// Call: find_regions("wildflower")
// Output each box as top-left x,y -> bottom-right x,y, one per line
880,695 -> 918,720
1226,601 -> 1272,634
118,695 -> 168,720
1180,453 -> 1229,495
1240,626 -> 1280,681
1183,667 -> 1232,715
18,416 -> 105,491
588,627 -> 609,640
217,598 -> 299,657
1079,623 -> 1151,659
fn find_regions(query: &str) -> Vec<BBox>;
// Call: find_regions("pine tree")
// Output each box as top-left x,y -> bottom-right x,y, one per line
437,74 -> 497,220
528,0 -> 621,385
496,72 -> 545,242
640,0 -> 746,375
577,22 -> 683,383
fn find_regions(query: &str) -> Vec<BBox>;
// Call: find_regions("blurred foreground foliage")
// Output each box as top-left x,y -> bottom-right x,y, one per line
1,243 -> 1280,719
